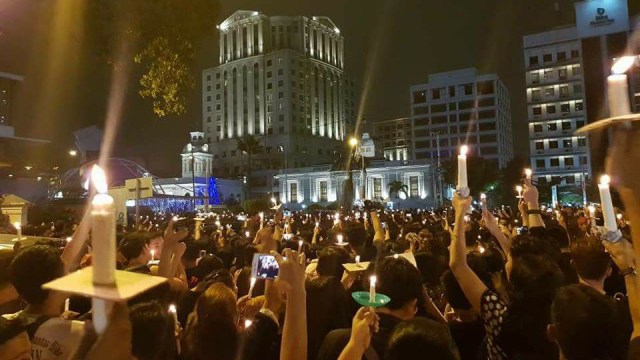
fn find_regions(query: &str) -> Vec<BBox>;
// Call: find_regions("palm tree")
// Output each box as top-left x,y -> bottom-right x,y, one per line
388,180 -> 408,200
236,135 -> 262,197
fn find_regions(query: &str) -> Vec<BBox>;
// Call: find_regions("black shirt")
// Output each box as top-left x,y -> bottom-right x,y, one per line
449,318 -> 485,360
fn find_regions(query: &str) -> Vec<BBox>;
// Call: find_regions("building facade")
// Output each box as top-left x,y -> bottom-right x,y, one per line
410,68 -> 513,169
522,0 -> 639,187
369,117 -> 412,161
202,11 -> 356,185
0,72 -> 23,126
274,160 -> 435,210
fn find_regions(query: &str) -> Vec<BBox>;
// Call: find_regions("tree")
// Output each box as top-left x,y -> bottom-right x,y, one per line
86,0 -> 220,118
442,156 -> 500,198
388,180 -> 408,199
236,135 -> 262,196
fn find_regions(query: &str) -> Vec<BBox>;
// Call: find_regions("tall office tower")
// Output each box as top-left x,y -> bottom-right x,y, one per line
410,68 -> 513,169
0,72 -> 23,126
523,0 -> 639,188
202,11 -> 356,184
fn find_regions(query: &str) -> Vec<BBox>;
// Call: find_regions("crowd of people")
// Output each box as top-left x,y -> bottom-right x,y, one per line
1,131 -> 640,360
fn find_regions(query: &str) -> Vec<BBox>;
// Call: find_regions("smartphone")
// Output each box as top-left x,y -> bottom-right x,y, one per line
251,253 -> 280,279
283,210 -> 292,217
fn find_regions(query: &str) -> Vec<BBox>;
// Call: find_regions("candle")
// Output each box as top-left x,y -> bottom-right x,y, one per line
244,319 -> 253,329
64,298 -> 70,312
393,253 -> 399,259
248,277 -> 256,299
259,212 -> 264,229
369,275 -> 377,303
150,249 -> 156,260
515,185 -> 523,198
525,168 -> 532,180
13,222 -> 21,240
271,197 -> 276,204
245,231 -> 250,238
90,165 -> 116,286
315,222 -> 319,228
355,255 -> 360,265
298,240 -> 303,252
65,236 -> 72,243
617,213 -> 623,220
172,215 -> 178,222
598,175 -> 618,231
480,193 -> 486,200
337,234 -> 343,245
608,56 -> 635,117
169,304 -> 179,330
457,145 -> 468,189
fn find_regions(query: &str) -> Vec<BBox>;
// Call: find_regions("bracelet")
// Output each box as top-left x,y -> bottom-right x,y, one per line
526,209 -> 542,215
620,267 -> 637,277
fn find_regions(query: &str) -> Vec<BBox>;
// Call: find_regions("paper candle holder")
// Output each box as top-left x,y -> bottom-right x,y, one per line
43,266 -> 168,301
352,291 -> 391,308
575,114 -> 640,134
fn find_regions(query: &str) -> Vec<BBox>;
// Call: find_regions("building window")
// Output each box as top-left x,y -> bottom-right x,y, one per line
536,159 -> 545,169
562,121 -> 572,130
557,51 -> 567,61
529,56 -> 539,66
448,86 -> 455,97
548,123 -> 558,131
545,87 -> 555,97
547,105 -> 556,114
573,84 -> 582,95
575,101 -> 584,111
463,84 -> 473,95
413,91 -> 426,103
559,86 -> 569,98
549,140 -> 558,149
267,60 -> 272,66
563,139 -> 572,148
531,89 -> 541,101
319,181 -> 328,202
543,53 -> 552,62
550,158 -> 560,167
535,141 -> 544,150
576,120 -> 585,128
409,176 -> 419,198
373,178 -> 382,199
559,68 -> 568,80
532,106 -> 542,116
534,124 -> 543,133
578,137 -> 587,147
571,49 -> 579,58
431,89 -> 441,100
565,157 -> 574,166
561,103 -> 570,113
531,72 -> 540,84
267,71 -> 272,78
290,183 -> 297,202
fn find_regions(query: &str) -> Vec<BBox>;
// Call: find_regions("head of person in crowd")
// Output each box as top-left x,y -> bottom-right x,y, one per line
507,234 -> 560,277
193,254 -> 224,281
0,249 -> 19,306
0,317 -> 30,360
375,257 -> 426,320
385,317 -> 457,360
570,236 -> 611,291
306,276 -> 351,359
9,245 -> 65,313
181,241 -> 202,270
577,216 -> 590,233
119,232 -> 152,268
184,283 -> 238,360
549,284 -> 620,360
415,252 -> 448,289
129,301 -> 177,360
546,225 -> 571,251
345,222 -> 368,248
316,246 -> 350,278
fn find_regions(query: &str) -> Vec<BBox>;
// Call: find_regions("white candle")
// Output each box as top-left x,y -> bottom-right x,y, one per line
244,319 -> 253,329
607,56 -> 635,118
315,222 -> 319,228
248,277 -> 256,299
355,255 -> 360,265
298,240 -> 303,252
169,304 -> 179,330
245,231 -> 250,238
515,185 -> 523,198
13,222 -> 21,240
480,193 -> 486,200
457,145 -> 468,189
90,165 -> 116,286
369,275 -> 377,303
271,197 -> 276,204
525,168 -> 532,180
64,298 -> 70,312
598,175 -> 618,231
259,212 -> 264,229
150,249 -> 156,260
337,234 -> 343,245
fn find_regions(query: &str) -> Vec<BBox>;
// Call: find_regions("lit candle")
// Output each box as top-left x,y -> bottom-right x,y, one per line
608,56 -> 635,117
393,253 -> 399,259
480,193 -> 486,200
617,213 -> 623,220
150,249 -> 156,260
90,165 -> 116,286
355,255 -> 360,265
457,145 -> 468,190
169,304 -> 179,330
215,220 -> 221,227
298,240 -> 303,252
244,319 -> 253,329
369,275 -> 377,303
259,212 -> 264,229
248,277 -> 256,299
315,222 -> 319,228
13,222 -> 21,240
172,215 -> 178,222
270,197 -> 276,204
515,185 -> 523,198
65,236 -> 72,243
525,168 -> 532,180
598,175 -> 618,231
337,234 -> 343,245
64,298 -> 70,312
245,230 -> 250,238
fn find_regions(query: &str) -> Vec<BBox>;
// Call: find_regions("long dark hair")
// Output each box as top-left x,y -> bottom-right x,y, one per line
184,283 -> 238,360
501,254 -> 564,359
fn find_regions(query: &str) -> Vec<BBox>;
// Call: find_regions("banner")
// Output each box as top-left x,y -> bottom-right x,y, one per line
575,0 -> 629,39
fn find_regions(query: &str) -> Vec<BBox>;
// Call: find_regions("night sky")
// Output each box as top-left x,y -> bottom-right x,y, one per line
0,0 -> 638,176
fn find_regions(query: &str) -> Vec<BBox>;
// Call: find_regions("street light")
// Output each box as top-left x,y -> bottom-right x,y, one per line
349,137 -> 358,147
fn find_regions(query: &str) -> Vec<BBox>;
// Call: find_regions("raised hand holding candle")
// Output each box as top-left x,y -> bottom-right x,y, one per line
369,275 -> 377,303
598,175 -> 617,231
457,145 -> 468,190
169,304 -> 179,330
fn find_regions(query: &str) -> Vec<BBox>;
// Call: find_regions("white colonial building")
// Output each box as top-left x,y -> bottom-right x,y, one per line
273,160 -> 435,210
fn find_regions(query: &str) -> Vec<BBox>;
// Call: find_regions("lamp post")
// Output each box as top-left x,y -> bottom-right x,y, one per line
277,145 -> 288,203
349,137 -> 365,199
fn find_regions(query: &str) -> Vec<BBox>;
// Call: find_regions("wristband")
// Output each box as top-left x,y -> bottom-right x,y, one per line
620,267 -> 637,277
526,209 -> 542,215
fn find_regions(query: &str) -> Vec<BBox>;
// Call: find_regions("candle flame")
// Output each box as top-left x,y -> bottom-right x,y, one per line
611,56 -> 636,75
524,168 -> 532,177
480,193 -> 487,200
13,222 -> 20,229
515,185 -> 523,192
91,165 -> 108,194
600,174 -> 611,186
370,275 -> 377,286
617,213 -> 623,220
168,304 -> 177,314
298,240 -> 303,247
244,319 -> 253,328
459,145 -> 468,156
588,205 -> 596,214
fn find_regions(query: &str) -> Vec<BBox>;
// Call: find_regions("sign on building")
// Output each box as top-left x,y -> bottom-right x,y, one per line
575,0 -> 629,39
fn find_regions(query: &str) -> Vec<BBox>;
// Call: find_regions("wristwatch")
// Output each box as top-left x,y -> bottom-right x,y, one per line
620,266 -> 637,277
